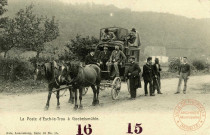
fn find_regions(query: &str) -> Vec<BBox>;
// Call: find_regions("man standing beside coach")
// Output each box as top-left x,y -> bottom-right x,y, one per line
125,56 -> 141,99
142,57 -> 155,96
153,58 -> 163,94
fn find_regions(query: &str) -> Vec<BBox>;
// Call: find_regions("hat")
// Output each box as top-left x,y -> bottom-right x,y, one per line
104,28 -> 109,33
147,57 -> 152,61
131,28 -> 136,32
129,56 -> 135,59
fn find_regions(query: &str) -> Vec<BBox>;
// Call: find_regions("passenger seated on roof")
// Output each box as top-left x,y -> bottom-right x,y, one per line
98,44 -> 111,71
101,28 -> 116,41
127,28 -> 141,47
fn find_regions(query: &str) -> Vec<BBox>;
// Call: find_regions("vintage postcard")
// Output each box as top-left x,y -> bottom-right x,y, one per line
0,0 -> 210,135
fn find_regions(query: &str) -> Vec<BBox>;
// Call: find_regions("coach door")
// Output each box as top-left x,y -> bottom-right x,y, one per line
129,48 -> 140,63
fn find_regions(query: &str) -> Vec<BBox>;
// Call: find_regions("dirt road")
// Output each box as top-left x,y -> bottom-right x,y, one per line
0,75 -> 210,114
1,75 -> 210,135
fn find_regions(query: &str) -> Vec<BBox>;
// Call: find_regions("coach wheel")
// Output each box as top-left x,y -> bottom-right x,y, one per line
111,77 -> 121,100
82,87 -> 88,96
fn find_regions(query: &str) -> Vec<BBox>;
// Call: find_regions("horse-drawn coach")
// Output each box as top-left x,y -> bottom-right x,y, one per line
93,27 -> 141,99
35,27 -> 141,109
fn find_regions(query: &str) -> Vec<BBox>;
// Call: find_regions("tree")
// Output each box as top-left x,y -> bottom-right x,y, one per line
1,5 -> 59,57
0,0 -> 7,28
65,35 -> 99,61
0,0 -> 8,53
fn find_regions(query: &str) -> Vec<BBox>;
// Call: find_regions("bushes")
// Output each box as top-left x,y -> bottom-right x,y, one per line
66,35 -> 99,61
192,59 -> 206,70
168,57 -> 181,73
168,57 -> 198,72
29,57 -> 50,68
0,58 -> 34,81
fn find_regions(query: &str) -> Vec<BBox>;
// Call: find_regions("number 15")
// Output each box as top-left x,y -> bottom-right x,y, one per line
127,123 -> 143,134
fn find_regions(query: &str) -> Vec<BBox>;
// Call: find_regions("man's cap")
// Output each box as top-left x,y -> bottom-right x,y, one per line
105,28 -> 109,33
155,58 -> 159,60
131,28 -> 136,32
147,57 -> 152,61
129,56 -> 135,59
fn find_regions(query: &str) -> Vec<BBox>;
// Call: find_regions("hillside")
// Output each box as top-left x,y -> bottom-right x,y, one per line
4,0 -> 210,56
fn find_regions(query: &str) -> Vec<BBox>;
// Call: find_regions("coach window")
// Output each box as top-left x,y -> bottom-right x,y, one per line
130,50 -> 139,62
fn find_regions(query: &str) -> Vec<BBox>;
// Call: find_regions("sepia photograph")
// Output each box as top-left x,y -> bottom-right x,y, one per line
0,0 -> 210,134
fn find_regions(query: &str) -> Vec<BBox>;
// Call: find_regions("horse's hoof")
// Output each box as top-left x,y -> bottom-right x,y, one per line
92,101 -> 96,106
79,105 -> 83,109
74,105 -> 78,110
45,105 -> 49,110
96,100 -> 99,104
69,99 -> 74,104
56,105 -> 60,109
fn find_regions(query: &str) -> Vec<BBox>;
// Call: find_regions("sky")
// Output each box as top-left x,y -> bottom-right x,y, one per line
58,0 -> 210,19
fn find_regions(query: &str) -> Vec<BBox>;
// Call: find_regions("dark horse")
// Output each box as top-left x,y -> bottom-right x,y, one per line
34,61 -> 74,110
61,62 -> 101,109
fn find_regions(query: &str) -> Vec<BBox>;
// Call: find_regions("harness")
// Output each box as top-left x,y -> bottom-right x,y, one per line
51,64 -> 98,97
71,66 -> 97,87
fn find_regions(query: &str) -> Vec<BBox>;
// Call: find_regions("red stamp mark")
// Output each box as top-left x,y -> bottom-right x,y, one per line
174,99 -> 206,131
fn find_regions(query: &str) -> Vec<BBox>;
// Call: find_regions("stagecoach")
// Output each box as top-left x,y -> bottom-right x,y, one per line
91,27 -> 141,99
36,27 -> 141,110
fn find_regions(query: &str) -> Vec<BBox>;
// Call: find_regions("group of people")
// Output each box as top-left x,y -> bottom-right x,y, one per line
85,27 -> 191,100
85,45 -> 126,77
101,28 -> 140,47
101,28 -> 116,41
86,48 -> 191,100
124,56 -> 163,99
126,56 -> 191,99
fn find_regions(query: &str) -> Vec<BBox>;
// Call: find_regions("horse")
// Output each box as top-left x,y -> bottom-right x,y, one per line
34,61 -> 74,110
61,62 -> 101,109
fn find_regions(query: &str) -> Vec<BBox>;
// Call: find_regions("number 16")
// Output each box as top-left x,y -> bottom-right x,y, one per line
76,124 -> 92,135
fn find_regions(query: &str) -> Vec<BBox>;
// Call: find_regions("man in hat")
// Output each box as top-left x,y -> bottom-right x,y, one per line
153,58 -> 163,94
175,57 -> 191,94
108,45 -> 126,77
125,56 -> 141,99
142,57 -> 155,96
98,44 -> 111,70
101,28 -> 116,41
85,49 -> 97,65
127,28 -> 141,47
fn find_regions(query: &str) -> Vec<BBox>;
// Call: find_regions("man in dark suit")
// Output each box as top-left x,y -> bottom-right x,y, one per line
85,50 -> 97,65
142,57 -> 155,96
153,58 -> 163,94
125,56 -> 141,99
98,45 -> 111,70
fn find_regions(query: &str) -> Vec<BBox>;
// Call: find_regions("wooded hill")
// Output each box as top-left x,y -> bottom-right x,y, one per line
5,0 -> 210,57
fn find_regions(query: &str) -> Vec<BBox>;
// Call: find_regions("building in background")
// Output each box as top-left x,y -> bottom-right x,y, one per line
144,46 -> 168,63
